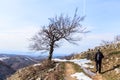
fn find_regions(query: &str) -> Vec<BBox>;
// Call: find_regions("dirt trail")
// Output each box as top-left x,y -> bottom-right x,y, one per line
64,62 -> 106,80
64,63 -> 76,80
92,73 -> 106,80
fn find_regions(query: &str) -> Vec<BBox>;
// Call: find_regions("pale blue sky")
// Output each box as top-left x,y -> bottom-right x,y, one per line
0,0 -> 120,55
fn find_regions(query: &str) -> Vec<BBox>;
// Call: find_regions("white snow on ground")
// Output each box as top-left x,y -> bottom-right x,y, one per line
53,58 -> 68,62
70,59 -> 94,68
53,58 -> 94,80
82,67 -> 96,77
33,63 -> 41,66
71,72 -> 92,80
26,57 -> 39,62
0,57 -> 9,61
53,58 -> 94,68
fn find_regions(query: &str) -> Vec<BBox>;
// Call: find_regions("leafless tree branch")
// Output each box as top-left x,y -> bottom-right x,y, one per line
29,10 -> 89,61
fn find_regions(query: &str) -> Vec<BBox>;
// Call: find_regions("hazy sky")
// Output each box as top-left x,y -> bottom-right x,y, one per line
0,0 -> 120,55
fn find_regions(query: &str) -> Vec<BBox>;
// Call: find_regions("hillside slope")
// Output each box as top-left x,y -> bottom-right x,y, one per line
7,60 -> 64,80
0,61 -> 15,80
0,54 -> 41,70
0,54 -> 43,80
72,42 -> 120,80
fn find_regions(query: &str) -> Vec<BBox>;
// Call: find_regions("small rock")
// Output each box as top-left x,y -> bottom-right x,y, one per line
36,77 -> 41,80
114,68 -> 120,74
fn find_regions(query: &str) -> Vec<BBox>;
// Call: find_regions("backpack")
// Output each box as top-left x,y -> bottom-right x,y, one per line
96,53 -> 100,61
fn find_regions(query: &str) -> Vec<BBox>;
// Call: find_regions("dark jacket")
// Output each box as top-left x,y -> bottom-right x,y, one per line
95,51 -> 104,61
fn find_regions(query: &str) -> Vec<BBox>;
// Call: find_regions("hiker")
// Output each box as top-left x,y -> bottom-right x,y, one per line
95,49 -> 104,73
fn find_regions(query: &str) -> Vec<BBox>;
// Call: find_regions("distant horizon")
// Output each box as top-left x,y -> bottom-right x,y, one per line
0,50 -> 73,57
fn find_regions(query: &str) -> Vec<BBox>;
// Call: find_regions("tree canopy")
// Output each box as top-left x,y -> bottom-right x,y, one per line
30,10 -> 89,61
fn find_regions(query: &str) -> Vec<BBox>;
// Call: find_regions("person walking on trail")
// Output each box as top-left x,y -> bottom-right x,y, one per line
95,49 -> 104,73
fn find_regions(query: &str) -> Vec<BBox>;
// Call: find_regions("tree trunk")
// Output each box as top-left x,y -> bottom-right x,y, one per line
48,42 -> 54,61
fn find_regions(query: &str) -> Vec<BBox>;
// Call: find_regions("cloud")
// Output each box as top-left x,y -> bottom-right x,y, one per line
0,25 -> 40,51
86,33 -> 115,41
53,32 -> 116,55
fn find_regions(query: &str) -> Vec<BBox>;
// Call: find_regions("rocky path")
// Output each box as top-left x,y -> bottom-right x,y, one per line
82,67 -> 106,80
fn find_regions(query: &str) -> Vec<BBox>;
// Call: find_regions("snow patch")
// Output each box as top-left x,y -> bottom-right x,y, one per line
70,59 -> 94,68
0,57 -> 9,61
71,72 -> 92,80
115,68 -> 120,74
48,68 -> 55,72
26,57 -> 38,62
36,77 -> 41,80
25,58 -> 29,61
53,58 -> 68,62
33,63 -> 41,66
82,67 -> 96,76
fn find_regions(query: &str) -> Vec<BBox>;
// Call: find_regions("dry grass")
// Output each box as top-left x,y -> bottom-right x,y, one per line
7,60 -> 65,80
69,62 -> 83,72
45,62 -> 65,80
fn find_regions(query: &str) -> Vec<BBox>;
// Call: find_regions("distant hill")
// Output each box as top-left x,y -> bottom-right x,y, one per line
0,54 -> 45,80
0,61 -> 15,80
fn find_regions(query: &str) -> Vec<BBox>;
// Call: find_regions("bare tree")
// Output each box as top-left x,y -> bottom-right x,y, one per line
30,10 -> 89,61
115,35 -> 120,42
101,40 -> 112,46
